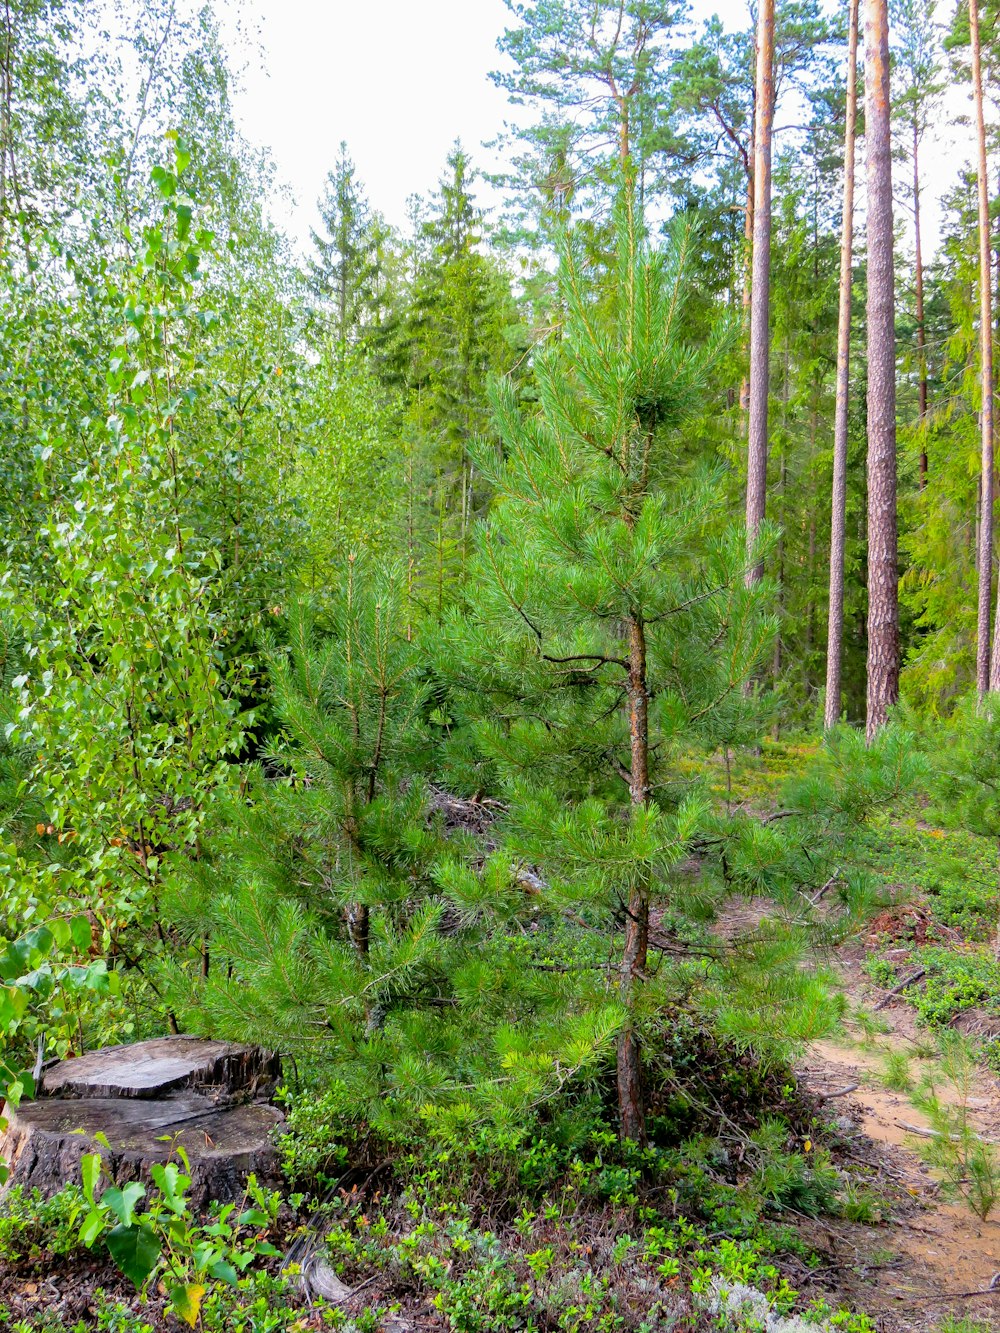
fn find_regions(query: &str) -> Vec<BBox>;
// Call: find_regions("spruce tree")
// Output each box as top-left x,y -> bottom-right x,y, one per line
447,184 -> 776,1142
308,143 -> 388,358
400,145 -> 520,603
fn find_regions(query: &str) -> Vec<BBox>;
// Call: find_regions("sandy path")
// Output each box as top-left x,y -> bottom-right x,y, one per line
794,960 -> 1000,1330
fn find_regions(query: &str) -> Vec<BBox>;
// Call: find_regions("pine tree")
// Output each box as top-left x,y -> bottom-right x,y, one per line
447,184 -> 776,1142
745,0 -> 775,587
491,0 -> 688,230
669,0 -> 839,434
891,0 -> 943,487
164,565 -> 455,1105
165,562 -> 620,1139
968,0 -> 997,696
825,0 -> 860,730
864,0 -> 900,740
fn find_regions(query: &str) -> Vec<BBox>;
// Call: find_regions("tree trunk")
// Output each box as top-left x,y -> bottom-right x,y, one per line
863,0 -> 899,742
971,0 -> 997,696
773,345 -> 790,694
745,0 -> 775,585
3,1039 -> 283,1208
617,614 -> 650,1145
824,0 -> 859,732
913,120 -> 928,486
739,170 -> 754,422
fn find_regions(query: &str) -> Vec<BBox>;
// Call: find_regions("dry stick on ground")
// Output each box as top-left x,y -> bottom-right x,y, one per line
896,1120 -> 1000,1146
816,1083 -> 860,1098
899,1281 -> 1000,1303
873,968 -> 926,1009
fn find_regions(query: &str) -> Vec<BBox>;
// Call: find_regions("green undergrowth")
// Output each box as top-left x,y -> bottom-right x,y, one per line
865,817 -> 1000,940
679,738 -> 821,814
275,1094 -> 879,1333
0,1028 -> 886,1333
863,945 -> 1000,1032
266,1032 -> 880,1333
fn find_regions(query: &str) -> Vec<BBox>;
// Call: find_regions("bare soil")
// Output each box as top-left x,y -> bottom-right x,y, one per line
791,947 -> 1000,1331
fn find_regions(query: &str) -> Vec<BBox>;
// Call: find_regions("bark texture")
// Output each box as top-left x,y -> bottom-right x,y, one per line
744,0 -> 775,584
617,613 -> 650,1145
2,1037 -> 283,1207
863,0 -> 900,742
971,0 -> 997,697
824,0 -> 859,732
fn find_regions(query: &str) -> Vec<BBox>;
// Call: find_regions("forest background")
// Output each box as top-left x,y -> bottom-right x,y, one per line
1,0 -> 1000,1326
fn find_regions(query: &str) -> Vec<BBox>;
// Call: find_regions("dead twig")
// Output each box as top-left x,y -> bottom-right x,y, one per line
896,1119 -> 1000,1145
874,968 -> 926,1009
816,1082 -> 859,1099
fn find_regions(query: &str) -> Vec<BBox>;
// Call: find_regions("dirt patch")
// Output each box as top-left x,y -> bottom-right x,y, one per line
794,993 -> 1000,1327
865,904 -> 945,946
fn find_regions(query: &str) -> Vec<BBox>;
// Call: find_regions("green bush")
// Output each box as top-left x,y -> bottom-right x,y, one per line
909,947 -> 1000,1028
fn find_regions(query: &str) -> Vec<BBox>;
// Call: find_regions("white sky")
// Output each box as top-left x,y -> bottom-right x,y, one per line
218,0 -> 973,259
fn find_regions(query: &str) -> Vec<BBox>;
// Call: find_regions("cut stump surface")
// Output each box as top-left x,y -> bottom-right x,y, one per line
1,1037 -> 283,1207
40,1036 -> 280,1101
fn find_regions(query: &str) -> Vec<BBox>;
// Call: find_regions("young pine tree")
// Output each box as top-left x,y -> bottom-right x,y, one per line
165,562 -> 577,1136
165,565 -> 443,1075
448,186 -> 775,1142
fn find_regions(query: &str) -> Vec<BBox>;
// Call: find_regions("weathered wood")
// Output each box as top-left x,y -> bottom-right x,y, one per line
2,1036 -> 284,1207
41,1036 -> 280,1102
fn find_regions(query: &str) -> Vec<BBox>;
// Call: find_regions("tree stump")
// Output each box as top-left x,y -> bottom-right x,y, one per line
1,1036 -> 284,1208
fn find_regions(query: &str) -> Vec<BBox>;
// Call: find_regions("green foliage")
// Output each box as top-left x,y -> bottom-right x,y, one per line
881,1050 -> 914,1092
908,946 -> 1000,1028
864,812 -> 1000,941
76,1147 -> 282,1324
864,957 -> 897,989
911,1033 -> 1000,1220
277,1083 -> 354,1188
162,566 -> 497,1130
0,1150 -> 284,1327
443,186 -> 776,1136
492,0 -> 689,232
0,918 -> 113,1182
308,141 -> 391,356
3,144 -> 251,994
306,1112 -> 868,1333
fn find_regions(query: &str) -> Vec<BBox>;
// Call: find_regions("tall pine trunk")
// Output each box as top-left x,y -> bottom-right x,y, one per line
863,0 -> 899,742
739,170 -> 754,422
913,121 -> 929,486
824,0 -> 859,731
745,0 -> 775,585
972,0 -> 996,697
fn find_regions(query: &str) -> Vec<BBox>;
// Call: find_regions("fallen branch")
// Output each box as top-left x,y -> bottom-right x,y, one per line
896,1119 -> 1000,1146
874,968 -> 926,1009
816,1082 -> 859,1099
898,1273 -> 1000,1302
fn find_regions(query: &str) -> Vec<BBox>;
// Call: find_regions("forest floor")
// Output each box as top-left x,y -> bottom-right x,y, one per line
716,740 -> 1000,1330
793,949 -> 1000,1331
7,744 -> 1000,1331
